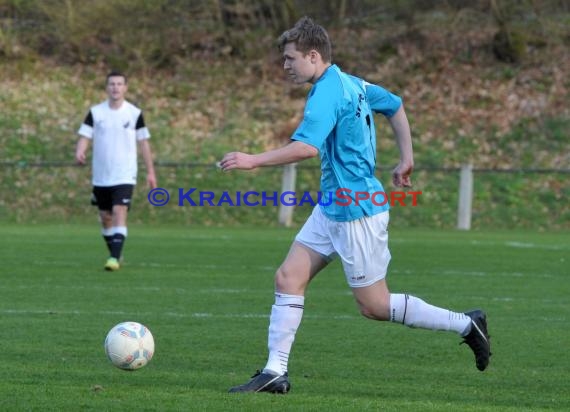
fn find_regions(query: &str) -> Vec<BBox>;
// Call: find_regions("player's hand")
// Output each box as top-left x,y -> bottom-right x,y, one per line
219,152 -> 256,171
75,151 -> 86,165
147,172 -> 157,189
392,161 -> 413,188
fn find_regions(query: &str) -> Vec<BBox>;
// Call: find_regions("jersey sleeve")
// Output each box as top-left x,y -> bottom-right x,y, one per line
135,111 -> 150,140
77,110 -> 94,139
291,85 -> 337,150
364,81 -> 402,117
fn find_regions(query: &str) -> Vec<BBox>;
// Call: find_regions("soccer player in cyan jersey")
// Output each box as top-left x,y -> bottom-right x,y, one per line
220,17 -> 490,393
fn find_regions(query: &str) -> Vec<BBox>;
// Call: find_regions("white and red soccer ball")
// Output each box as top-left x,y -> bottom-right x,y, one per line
104,321 -> 154,370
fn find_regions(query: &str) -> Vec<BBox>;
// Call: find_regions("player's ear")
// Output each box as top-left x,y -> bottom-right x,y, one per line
309,50 -> 319,63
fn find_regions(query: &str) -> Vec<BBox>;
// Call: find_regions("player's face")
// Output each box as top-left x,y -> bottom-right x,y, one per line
106,76 -> 127,102
283,42 -> 317,84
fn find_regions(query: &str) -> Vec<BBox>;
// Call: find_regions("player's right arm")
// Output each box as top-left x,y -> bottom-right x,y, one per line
220,141 -> 317,171
76,110 -> 94,165
75,136 -> 90,165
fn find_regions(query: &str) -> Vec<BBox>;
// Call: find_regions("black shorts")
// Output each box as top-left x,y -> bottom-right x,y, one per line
91,185 -> 134,211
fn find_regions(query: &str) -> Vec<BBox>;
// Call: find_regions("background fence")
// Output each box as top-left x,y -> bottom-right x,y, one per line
1,162 -> 568,230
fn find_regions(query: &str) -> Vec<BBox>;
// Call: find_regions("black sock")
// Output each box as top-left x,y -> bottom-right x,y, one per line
110,234 -> 126,259
103,235 -> 113,254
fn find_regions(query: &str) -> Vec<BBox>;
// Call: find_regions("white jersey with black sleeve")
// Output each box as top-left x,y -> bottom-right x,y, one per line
77,100 -> 150,187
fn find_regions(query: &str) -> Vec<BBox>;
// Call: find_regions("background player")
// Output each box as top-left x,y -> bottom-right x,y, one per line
75,71 -> 157,271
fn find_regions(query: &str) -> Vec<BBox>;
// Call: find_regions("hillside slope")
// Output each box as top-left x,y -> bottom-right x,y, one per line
0,7 -> 568,229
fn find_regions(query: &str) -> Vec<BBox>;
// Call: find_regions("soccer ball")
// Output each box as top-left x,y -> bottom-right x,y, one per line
104,321 -> 155,370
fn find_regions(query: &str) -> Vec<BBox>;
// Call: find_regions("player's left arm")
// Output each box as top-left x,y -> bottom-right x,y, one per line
139,139 -> 157,189
387,105 -> 414,188
220,141 -> 318,172
364,82 -> 414,187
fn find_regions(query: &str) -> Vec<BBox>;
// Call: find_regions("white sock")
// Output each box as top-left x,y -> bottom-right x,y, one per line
390,293 -> 471,335
263,293 -> 304,376
113,226 -> 127,236
101,227 -> 114,236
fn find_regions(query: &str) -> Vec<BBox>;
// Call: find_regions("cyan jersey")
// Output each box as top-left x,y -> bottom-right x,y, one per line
291,65 -> 402,222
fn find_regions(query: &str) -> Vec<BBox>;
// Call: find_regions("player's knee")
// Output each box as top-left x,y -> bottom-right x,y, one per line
274,266 -> 291,289
100,211 -> 113,226
274,266 -> 306,295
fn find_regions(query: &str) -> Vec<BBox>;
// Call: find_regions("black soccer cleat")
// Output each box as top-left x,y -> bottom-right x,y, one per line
228,370 -> 291,394
461,310 -> 491,371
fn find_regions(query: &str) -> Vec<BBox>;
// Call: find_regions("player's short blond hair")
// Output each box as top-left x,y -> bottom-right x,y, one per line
278,16 -> 332,63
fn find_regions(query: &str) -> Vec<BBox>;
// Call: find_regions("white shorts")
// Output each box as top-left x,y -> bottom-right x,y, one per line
295,206 -> 391,288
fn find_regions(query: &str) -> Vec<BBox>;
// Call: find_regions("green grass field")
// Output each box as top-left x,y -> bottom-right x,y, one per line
1,224 -> 568,411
